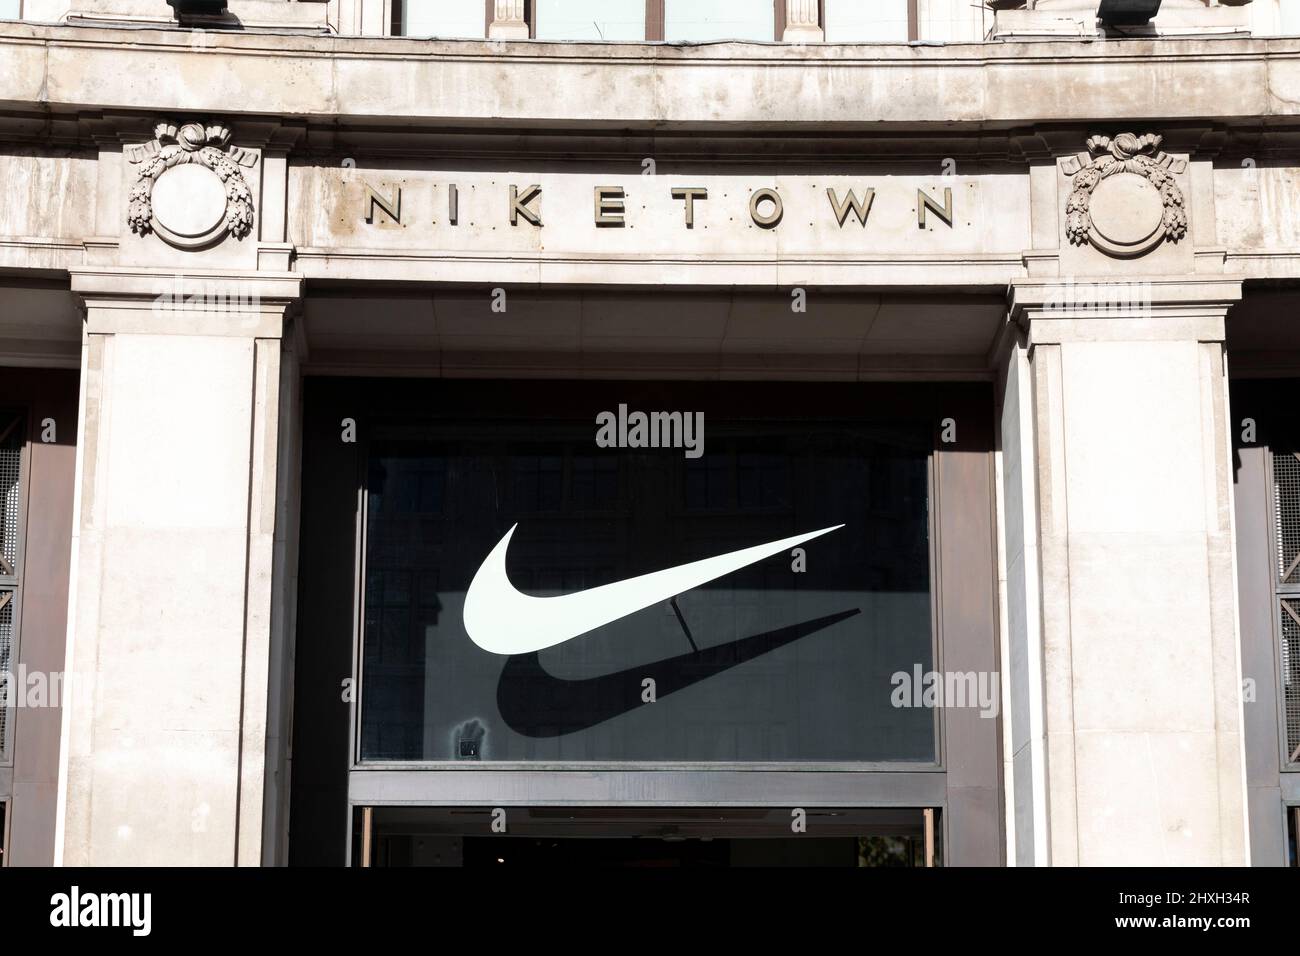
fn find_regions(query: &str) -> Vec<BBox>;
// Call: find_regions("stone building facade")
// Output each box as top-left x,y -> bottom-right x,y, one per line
0,0 -> 1298,866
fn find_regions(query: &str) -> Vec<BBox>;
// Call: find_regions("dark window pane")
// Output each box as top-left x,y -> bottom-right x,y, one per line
359,391 -> 936,763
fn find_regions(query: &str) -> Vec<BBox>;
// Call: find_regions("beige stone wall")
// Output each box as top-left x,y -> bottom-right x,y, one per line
1008,279 -> 1250,865
0,149 -> 97,239
57,270 -> 300,865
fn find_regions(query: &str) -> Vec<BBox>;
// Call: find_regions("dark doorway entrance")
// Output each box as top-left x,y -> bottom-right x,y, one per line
353,806 -> 939,867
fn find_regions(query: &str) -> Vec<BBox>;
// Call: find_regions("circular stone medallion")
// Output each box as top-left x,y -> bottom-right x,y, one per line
1086,173 -> 1165,257
150,164 -> 228,248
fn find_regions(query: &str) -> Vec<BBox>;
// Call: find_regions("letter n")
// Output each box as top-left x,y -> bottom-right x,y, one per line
917,187 -> 954,229
363,184 -> 401,225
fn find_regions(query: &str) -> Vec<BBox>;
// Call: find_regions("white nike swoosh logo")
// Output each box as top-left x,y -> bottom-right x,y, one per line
463,524 -> 844,655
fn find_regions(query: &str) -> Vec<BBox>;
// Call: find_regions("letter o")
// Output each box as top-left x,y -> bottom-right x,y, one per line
749,188 -> 783,228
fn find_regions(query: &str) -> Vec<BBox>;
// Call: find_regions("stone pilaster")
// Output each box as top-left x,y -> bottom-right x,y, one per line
1002,277 -> 1249,865
783,0 -> 824,42
488,0 -> 529,39
56,267 -> 301,866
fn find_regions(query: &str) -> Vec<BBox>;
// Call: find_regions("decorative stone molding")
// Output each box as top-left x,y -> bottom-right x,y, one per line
126,121 -> 257,250
1009,277 -> 1243,345
1061,132 -> 1188,259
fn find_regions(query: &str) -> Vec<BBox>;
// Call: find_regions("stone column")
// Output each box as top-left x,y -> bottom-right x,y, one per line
783,0 -> 824,41
488,0 -> 529,39
1003,277 -> 1249,866
56,267 -> 301,866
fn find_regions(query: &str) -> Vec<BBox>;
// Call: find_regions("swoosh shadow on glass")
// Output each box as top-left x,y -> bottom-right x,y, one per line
495,608 -> 861,737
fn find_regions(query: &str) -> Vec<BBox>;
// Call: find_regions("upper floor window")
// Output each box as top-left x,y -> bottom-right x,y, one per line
397,0 -> 487,39
536,0 -> 646,41
389,0 -> 918,44
0,0 -> 18,21
824,0 -> 910,43
664,0 -> 774,42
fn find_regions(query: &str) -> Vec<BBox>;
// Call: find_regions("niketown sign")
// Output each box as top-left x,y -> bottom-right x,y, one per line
355,179 -> 963,231
298,168 -> 1005,276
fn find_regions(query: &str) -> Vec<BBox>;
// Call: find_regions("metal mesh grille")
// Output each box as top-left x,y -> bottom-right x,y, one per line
0,590 -> 12,762
1275,451 -> 1300,586
1278,447 -> 1300,765
0,411 -> 21,580
1284,599 -> 1300,766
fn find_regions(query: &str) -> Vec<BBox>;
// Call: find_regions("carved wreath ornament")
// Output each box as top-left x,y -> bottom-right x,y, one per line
1062,133 -> 1188,258
126,121 -> 256,249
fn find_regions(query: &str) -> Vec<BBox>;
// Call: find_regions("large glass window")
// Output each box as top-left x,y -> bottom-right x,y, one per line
0,0 -> 18,21
664,0 -> 773,42
536,0 -> 645,41
399,0 -> 486,39
357,384 -> 936,763
824,0 -> 910,43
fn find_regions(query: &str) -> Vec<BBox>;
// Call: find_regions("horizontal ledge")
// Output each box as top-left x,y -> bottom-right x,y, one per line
4,25 -> 1300,130
347,768 -> 949,807
301,349 -> 994,381
5,23 -> 1300,63
69,266 -> 304,301
295,252 -> 1024,287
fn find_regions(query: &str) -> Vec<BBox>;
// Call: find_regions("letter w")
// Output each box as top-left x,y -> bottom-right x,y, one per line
826,187 -> 875,227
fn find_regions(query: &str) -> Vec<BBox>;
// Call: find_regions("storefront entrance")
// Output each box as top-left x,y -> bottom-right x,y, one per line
353,807 -> 939,868
290,375 -> 1002,865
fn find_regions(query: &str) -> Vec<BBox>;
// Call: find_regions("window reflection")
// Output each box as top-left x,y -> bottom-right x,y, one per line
824,0 -> 911,42
536,0 -> 646,41
664,0 -> 774,42
399,0 -> 485,38
510,450 -> 564,513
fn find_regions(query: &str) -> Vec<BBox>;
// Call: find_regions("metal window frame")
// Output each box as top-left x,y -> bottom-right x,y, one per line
1265,448 -> 1300,770
1293,805 -> 1300,867
0,797 -> 9,868
0,587 -> 19,768
647,0 -> 664,40
0,406 -> 29,769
